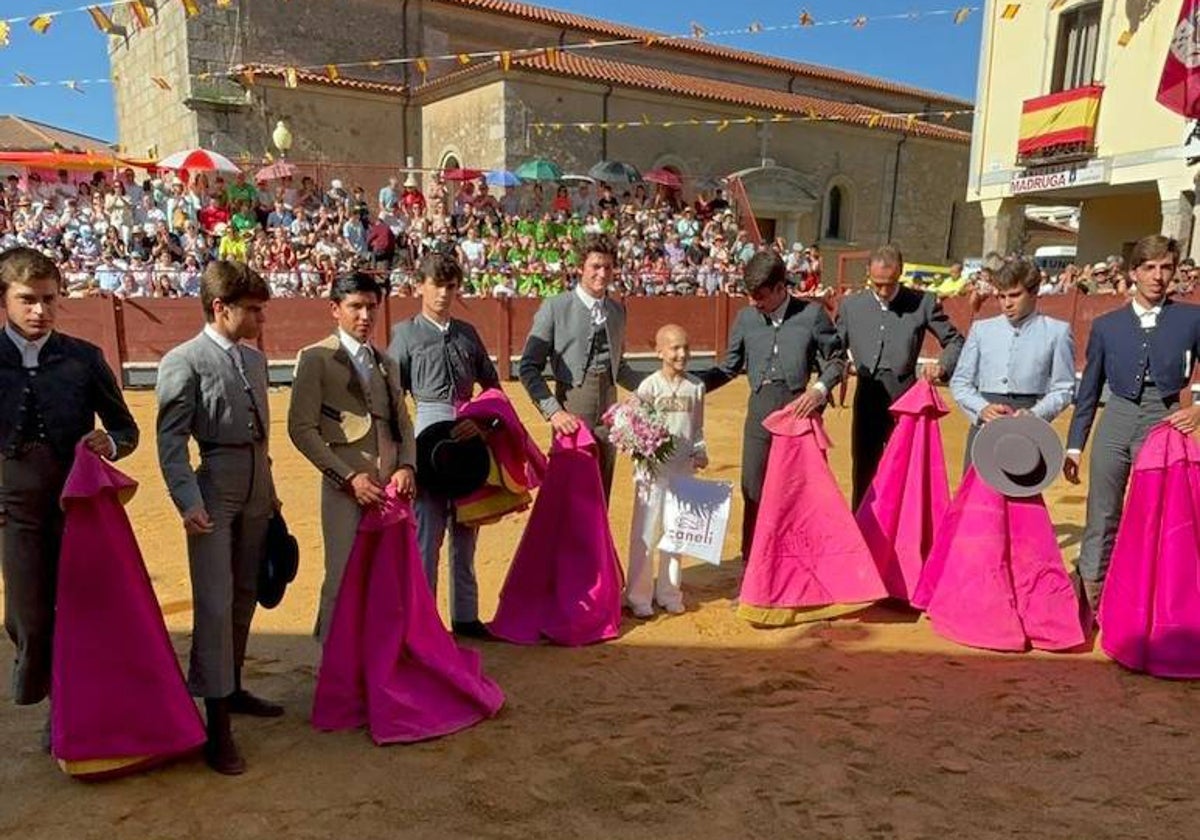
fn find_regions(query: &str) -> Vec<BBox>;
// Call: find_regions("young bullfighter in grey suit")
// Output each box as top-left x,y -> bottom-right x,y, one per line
156,260 -> 280,775
518,234 -> 643,501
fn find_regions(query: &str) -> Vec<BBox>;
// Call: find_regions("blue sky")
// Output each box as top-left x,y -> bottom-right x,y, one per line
0,0 -> 982,142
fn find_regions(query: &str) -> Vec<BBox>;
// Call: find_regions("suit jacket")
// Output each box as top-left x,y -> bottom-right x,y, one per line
156,330 -> 272,514
0,330 -> 137,466
1067,300 -> 1200,451
703,297 -> 845,394
836,287 -> 962,390
518,291 -> 643,418
289,333 -> 416,488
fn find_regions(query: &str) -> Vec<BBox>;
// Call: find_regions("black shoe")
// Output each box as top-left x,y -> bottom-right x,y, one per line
204,698 -> 246,776
452,620 -> 493,640
228,689 -> 284,718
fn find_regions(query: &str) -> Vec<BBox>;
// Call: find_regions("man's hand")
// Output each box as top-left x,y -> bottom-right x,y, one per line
1063,454 -> 1081,485
920,363 -> 945,383
789,386 -> 826,419
391,466 -> 417,500
450,419 -> 483,441
980,403 -> 1014,424
549,410 -> 580,435
182,504 -> 214,535
1166,405 -> 1200,434
82,430 -> 113,459
347,472 -> 385,507
692,451 -> 709,471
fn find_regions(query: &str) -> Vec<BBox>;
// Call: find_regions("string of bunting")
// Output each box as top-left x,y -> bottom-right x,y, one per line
528,108 -> 976,135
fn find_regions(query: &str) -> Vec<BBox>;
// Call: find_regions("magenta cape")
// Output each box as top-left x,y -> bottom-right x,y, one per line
855,381 -> 951,601
455,388 -> 549,527
51,443 -> 205,777
1100,424 -> 1200,677
912,468 -> 1084,652
489,425 -> 623,645
737,410 -> 886,624
312,490 -> 504,743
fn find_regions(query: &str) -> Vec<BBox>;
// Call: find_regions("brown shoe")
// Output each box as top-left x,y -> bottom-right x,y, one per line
204,698 -> 246,775
228,689 -> 284,718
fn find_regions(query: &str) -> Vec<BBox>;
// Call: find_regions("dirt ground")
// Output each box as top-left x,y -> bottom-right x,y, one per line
2,380 -> 1199,840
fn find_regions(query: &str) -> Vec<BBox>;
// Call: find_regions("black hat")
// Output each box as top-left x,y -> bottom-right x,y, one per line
971,415 -> 1064,498
416,420 -> 492,499
258,511 -> 299,609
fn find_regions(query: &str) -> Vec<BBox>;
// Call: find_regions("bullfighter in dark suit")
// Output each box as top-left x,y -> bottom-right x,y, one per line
1065,234 -> 1200,611
0,247 -> 138,746
701,250 -> 846,558
836,244 -> 962,509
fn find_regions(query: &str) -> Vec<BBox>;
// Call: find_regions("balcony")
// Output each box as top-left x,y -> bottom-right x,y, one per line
1017,85 -> 1103,166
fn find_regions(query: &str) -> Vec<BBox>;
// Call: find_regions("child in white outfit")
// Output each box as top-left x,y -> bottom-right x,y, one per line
625,324 -> 707,618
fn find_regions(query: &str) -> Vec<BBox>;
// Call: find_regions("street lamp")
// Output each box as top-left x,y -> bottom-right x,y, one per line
272,120 -> 293,159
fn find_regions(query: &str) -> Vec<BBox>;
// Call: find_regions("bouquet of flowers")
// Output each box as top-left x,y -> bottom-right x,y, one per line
602,397 -> 675,474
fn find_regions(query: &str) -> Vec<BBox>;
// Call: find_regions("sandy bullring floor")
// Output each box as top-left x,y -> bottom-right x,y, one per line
2,380 -> 1198,840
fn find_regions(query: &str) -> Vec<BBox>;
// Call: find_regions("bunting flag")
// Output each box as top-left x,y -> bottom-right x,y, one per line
181,0 -> 201,17
499,50 -> 511,72
853,16 -> 868,28
325,64 -> 339,80
65,80 -> 84,94
1050,0 -> 1068,8
29,15 -> 53,34
1001,4 -> 1020,19
748,21 -> 763,33
690,22 -> 707,38
415,57 -> 429,78
456,53 -> 471,66
88,6 -> 116,33
150,76 -> 171,90
216,0 -> 232,7
953,7 -> 972,24
527,107 -> 974,133
16,73 -> 36,86
284,67 -> 298,88
544,46 -> 559,67
129,1 -> 153,30
0,21 -> 10,46
799,10 -> 815,26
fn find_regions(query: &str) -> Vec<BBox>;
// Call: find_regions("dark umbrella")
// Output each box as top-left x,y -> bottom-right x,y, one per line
588,160 -> 641,185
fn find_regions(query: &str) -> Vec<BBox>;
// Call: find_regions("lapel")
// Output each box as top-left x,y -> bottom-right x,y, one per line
37,332 -> 65,366
603,295 -> 622,346
0,328 -> 23,368
329,336 -> 367,405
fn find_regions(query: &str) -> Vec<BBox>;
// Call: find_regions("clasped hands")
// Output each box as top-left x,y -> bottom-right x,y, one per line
347,465 -> 416,507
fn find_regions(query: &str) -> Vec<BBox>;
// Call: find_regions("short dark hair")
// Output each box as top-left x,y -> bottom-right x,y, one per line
200,260 -> 270,321
0,247 -> 61,297
578,233 -> 618,264
330,271 -> 384,302
1129,234 -> 1179,270
419,252 -> 463,286
993,257 -> 1040,293
743,250 -> 787,293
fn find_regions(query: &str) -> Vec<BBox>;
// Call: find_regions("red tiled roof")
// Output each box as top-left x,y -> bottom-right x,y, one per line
0,115 -> 113,152
430,0 -> 971,107
232,64 -> 407,96
420,52 -> 971,144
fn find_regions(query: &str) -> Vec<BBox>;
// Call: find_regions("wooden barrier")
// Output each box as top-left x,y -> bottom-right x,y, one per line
46,291 -> 1197,386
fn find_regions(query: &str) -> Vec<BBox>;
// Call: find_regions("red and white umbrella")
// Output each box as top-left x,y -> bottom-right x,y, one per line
643,168 -> 683,189
255,160 -> 297,182
157,148 -> 241,174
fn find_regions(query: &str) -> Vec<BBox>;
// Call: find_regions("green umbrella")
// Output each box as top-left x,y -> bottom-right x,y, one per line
515,158 -> 563,182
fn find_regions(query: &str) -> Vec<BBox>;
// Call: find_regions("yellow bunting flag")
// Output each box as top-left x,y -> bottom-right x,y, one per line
16,73 -> 36,86
662,121 -> 675,128
615,122 -> 627,130
88,6 -> 117,32
852,16 -> 868,29
550,123 -> 562,132
240,68 -> 255,86
1049,0 -> 1068,8
716,120 -> 730,133
500,50 -> 511,72
868,114 -> 882,128
906,114 -> 918,130
367,60 -> 382,69
690,22 -> 707,38
130,1 -> 153,29
953,8 -> 971,25
151,76 -> 171,90
324,64 -> 339,80
806,107 -> 818,120
1117,29 -> 1132,46
577,124 -> 591,133
1001,4 -> 1020,19
29,15 -> 54,34
0,22 -> 10,46
457,53 -> 471,66
216,0 -> 232,7
182,0 -> 202,18
799,10 -> 814,26
284,67 -> 298,88
544,47 -> 559,66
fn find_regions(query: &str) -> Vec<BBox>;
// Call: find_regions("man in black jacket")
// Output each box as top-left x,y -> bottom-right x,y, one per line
0,247 -> 138,730
701,251 -> 845,558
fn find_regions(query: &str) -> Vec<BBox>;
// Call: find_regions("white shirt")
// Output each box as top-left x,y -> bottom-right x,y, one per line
203,323 -> 248,373
5,324 -> 51,369
575,285 -> 607,326
1132,299 -> 1162,329
337,328 -> 375,382
419,313 -> 450,334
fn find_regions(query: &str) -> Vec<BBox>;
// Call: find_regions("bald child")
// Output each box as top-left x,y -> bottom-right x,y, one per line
624,324 -> 707,618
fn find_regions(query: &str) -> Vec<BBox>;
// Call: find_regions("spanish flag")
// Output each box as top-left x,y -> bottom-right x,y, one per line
1018,85 -> 1103,158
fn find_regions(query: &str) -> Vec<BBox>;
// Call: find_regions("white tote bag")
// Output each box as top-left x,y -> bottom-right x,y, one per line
656,476 -> 733,566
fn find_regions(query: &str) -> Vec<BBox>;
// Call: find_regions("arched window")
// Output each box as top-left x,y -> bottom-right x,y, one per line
825,186 -> 844,240
440,152 -> 461,173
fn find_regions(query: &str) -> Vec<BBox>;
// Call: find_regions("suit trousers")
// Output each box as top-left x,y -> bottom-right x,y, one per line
741,383 -> 800,559
315,480 -> 364,643
187,443 -> 273,699
0,445 -> 66,705
1077,387 -> 1176,584
414,488 -> 481,623
558,368 -> 617,502
851,373 -> 908,511
625,470 -> 685,612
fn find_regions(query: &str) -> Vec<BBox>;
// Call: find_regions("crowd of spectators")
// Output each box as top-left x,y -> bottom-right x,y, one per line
0,165 -> 828,300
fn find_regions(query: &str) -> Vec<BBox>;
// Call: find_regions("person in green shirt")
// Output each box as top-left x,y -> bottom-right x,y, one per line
226,171 -> 257,208
230,200 -> 258,234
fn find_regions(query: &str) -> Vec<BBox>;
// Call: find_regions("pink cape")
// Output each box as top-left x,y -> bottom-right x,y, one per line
312,489 -> 504,743
912,468 -> 1084,652
51,443 -> 205,775
455,388 -> 549,526
737,410 -> 887,620
489,425 -> 623,645
1100,424 -> 1200,677
855,381 -> 951,601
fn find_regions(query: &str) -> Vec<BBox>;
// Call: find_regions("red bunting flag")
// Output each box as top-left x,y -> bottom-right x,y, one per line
1157,0 -> 1200,118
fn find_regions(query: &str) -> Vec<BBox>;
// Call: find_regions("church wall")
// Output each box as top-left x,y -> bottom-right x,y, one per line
420,81 -> 509,176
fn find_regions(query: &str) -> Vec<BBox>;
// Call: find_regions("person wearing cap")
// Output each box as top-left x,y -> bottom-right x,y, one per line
1065,234 -> 1200,611
700,250 -> 845,558
950,257 -> 1076,472
836,244 -> 963,510
289,271 -> 416,644
388,253 -> 499,638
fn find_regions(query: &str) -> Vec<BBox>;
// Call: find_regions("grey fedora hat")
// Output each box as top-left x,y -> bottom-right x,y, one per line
971,415 -> 1064,498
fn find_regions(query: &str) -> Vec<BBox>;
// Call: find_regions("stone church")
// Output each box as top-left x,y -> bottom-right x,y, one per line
109,0 -> 982,263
